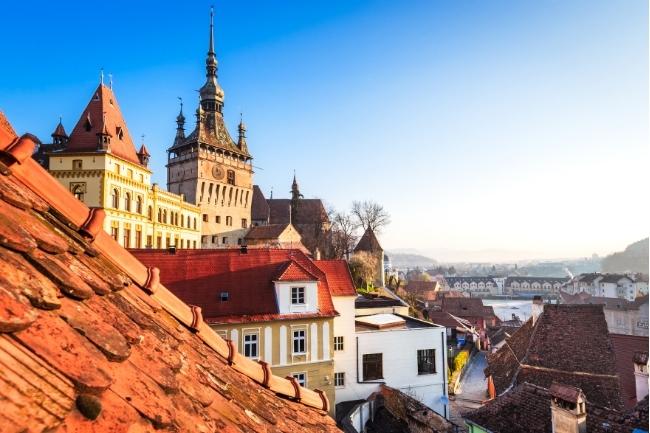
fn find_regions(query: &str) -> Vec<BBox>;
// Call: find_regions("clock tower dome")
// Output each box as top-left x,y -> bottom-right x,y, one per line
166,8 -> 254,248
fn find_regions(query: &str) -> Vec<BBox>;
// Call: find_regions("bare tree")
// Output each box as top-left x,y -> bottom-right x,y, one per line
330,211 -> 359,260
351,200 -> 390,233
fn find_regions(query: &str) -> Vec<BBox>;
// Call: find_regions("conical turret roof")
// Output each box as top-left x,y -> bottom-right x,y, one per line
65,83 -> 141,166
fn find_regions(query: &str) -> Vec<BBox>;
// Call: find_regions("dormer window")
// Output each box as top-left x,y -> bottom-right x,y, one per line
116,126 -> 124,140
220,292 -> 229,302
291,287 -> 305,305
84,116 -> 92,131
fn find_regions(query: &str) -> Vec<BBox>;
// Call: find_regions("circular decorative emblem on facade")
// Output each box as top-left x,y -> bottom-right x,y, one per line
212,165 -> 225,180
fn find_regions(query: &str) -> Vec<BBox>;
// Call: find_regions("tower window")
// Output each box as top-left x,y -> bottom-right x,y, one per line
227,170 -> 235,185
72,160 -> 83,170
111,188 -> 120,209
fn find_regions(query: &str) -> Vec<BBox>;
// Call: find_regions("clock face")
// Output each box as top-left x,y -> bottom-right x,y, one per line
212,165 -> 225,180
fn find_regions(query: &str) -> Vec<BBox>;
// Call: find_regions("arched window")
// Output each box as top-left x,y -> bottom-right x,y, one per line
71,184 -> 85,202
148,205 -> 153,220
111,188 -> 119,209
158,208 -> 162,222
124,192 -> 131,212
162,209 -> 167,224
193,217 -> 197,230
136,196 -> 143,214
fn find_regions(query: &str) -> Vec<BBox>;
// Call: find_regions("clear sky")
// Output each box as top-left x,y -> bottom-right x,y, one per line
1,0 -> 647,262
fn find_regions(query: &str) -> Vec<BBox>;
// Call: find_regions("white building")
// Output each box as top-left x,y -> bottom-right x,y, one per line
566,273 -> 645,301
351,313 -> 449,417
314,260 -> 358,410
334,292 -> 448,417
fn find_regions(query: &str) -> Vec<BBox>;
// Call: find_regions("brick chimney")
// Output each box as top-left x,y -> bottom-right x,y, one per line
633,351 -> 649,402
549,383 -> 587,433
531,295 -> 544,325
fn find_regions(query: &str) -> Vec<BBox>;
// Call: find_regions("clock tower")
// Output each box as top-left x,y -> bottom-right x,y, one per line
166,8 -> 253,248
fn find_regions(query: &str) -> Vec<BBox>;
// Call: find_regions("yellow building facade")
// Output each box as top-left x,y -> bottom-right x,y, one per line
43,81 -> 201,249
210,317 -> 335,411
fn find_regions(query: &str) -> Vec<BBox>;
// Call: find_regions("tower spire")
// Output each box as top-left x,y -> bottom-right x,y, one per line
209,6 -> 215,56
205,6 -> 217,78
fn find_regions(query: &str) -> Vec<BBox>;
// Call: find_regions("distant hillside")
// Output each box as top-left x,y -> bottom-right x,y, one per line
387,252 -> 437,269
601,238 -> 649,273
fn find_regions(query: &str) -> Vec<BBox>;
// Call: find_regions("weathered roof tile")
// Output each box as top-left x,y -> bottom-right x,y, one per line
58,298 -> 131,361
14,312 -> 113,393
0,247 -> 61,309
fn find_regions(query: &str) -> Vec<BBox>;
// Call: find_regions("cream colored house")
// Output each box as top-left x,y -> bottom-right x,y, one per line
131,248 -> 339,411
42,82 -> 201,249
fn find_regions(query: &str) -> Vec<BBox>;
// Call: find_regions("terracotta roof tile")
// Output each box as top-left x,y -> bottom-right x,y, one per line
63,84 -> 142,166
466,382 -> 647,433
276,260 -> 319,281
486,304 -> 623,409
130,248 -> 337,323
315,260 -> 357,297
0,112 -> 339,432
610,333 -> 649,409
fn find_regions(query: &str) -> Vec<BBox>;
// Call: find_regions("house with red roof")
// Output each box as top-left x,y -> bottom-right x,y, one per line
132,247 -> 347,411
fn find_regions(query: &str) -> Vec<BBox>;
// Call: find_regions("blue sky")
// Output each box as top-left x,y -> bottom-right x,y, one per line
1,0 -> 647,261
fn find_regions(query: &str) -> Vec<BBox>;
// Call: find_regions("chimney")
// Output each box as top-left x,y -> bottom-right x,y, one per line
633,351 -> 649,402
549,383 -> 587,433
532,295 -> 544,325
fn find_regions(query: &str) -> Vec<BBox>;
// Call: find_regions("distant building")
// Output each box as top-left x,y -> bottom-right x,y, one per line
560,291 -> 648,336
444,276 -> 499,296
504,276 -> 568,295
251,176 -> 330,255
244,223 -> 306,251
404,280 -> 443,301
434,297 -> 499,349
565,272 -> 647,301
38,81 -> 201,249
353,227 -> 385,287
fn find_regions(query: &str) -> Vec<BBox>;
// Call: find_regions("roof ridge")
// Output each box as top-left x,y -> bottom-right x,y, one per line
0,131 -> 330,413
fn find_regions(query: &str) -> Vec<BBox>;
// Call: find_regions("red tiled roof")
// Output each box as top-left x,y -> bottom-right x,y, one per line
610,333 -> 649,409
486,304 -> 623,409
466,382 -> 647,433
276,260 -> 319,281
130,248 -> 337,324
0,112 -> 338,430
63,84 -> 142,166
315,260 -> 357,297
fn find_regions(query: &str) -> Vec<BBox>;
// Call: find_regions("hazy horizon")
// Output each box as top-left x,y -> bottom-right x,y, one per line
1,0 -> 647,261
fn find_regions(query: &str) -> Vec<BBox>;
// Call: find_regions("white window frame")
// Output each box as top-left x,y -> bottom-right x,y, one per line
291,287 -> 305,305
243,331 -> 259,359
334,372 -> 345,388
334,336 -> 344,351
292,328 -> 307,355
291,372 -> 307,387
